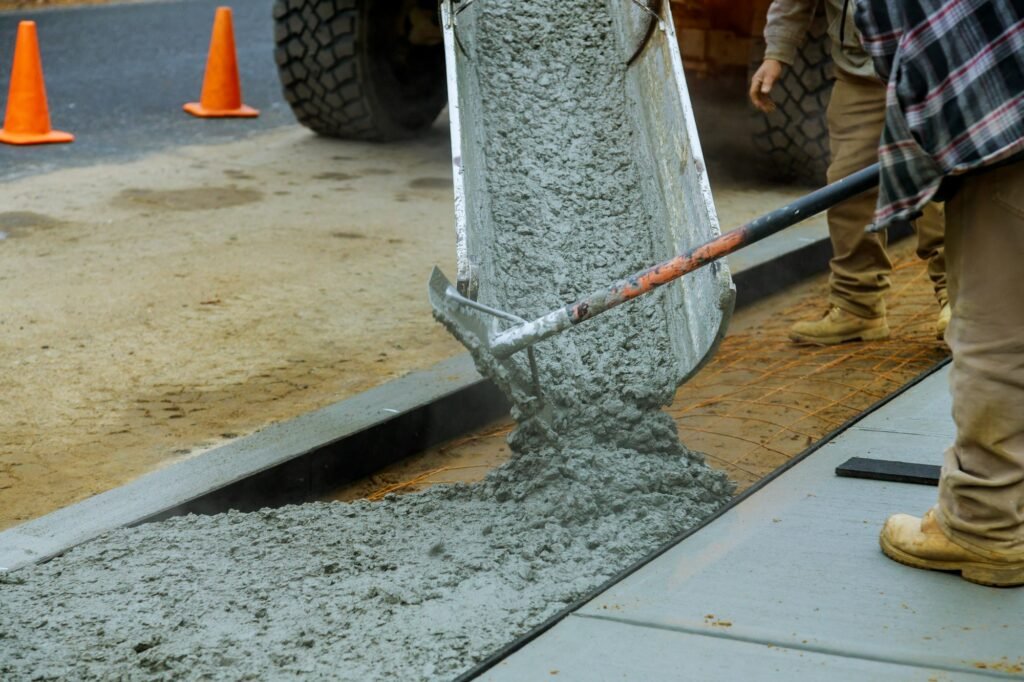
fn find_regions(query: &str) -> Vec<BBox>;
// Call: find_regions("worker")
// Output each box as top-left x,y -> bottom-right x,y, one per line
749,0 -> 949,345
855,0 -> 1024,587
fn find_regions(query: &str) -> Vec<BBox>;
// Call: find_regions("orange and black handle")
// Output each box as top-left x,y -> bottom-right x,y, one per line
490,163 -> 880,358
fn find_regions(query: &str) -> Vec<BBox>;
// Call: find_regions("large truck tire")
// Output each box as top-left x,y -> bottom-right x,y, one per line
272,0 -> 447,141
749,17 -> 833,186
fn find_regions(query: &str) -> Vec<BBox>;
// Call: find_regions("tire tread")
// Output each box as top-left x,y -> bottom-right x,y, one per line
750,16 -> 833,185
273,0 -> 399,140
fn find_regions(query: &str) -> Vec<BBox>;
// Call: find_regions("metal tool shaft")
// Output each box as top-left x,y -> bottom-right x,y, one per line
490,163 -> 880,358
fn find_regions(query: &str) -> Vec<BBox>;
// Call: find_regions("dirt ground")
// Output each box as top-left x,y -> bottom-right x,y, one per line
0,125 -> 465,530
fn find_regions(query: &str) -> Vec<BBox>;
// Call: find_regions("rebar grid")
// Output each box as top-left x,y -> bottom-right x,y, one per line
357,240 -> 948,499
666,248 -> 948,490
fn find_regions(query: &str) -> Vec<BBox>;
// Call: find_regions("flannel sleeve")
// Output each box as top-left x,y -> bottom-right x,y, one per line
762,0 -> 817,65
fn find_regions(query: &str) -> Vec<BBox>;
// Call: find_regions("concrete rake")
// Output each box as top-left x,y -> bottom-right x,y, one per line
429,164 -> 880,394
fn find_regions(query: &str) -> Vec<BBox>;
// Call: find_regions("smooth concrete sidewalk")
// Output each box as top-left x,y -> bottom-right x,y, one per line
481,367 -> 1024,681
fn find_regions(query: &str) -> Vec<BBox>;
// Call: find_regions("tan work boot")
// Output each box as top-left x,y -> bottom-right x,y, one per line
789,306 -> 889,345
880,509 -> 1024,587
935,302 -> 951,340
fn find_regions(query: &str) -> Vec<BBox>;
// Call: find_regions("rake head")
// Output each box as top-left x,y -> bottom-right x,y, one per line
428,266 -> 543,409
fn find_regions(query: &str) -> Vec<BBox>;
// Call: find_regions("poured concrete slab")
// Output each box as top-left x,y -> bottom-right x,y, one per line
481,367 -> 1024,680
479,613 -> 994,681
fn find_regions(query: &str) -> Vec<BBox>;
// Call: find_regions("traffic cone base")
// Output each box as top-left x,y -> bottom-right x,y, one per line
0,127 -> 73,145
0,21 -> 74,146
183,101 -> 258,118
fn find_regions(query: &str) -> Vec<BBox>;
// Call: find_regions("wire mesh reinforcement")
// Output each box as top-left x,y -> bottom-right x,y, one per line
335,238 -> 948,499
666,247 -> 948,490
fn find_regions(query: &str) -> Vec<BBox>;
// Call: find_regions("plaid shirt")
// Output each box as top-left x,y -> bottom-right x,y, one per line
855,0 -> 1024,226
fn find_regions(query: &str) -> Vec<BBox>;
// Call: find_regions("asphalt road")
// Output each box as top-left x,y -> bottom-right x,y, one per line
0,0 -> 295,180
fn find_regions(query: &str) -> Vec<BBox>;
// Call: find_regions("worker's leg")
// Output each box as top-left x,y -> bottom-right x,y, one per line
790,75 -> 891,344
936,162 -> 1024,558
824,75 -> 891,319
913,202 -> 951,338
880,163 -> 1024,587
914,202 -> 947,306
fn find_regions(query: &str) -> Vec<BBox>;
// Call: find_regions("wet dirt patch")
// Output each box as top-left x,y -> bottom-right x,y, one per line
313,172 -> 356,181
0,211 -> 63,239
114,187 -> 263,212
331,231 -> 366,239
408,177 -> 452,190
223,169 -> 255,181
359,168 -> 395,176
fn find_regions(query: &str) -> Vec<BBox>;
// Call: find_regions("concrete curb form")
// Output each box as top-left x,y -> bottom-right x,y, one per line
0,222 -> 912,572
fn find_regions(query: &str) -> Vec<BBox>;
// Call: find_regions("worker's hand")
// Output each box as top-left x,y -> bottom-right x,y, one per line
749,59 -> 784,113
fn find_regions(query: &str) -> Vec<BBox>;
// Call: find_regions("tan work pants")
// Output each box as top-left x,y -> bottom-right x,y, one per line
937,161 -> 1024,558
825,74 -> 947,318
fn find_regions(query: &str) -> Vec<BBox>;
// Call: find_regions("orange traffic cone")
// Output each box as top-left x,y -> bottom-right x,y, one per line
184,7 -> 258,118
0,21 -> 74,145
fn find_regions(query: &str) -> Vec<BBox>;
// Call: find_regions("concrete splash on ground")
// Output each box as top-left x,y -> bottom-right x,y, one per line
0,2 -> 731,679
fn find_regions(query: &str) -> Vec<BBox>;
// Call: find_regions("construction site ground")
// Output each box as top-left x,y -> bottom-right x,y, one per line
0,0 -> 949,532
0,110 -> 948,530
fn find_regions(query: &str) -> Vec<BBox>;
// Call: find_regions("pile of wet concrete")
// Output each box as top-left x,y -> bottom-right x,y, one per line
0,2 -> 732,679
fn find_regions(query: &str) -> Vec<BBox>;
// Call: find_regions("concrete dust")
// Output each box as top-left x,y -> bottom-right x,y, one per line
0,2 -> 730,679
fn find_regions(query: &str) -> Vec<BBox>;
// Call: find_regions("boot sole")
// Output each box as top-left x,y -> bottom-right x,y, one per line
789,325 -> 890,347
880,534 -> 1024,587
